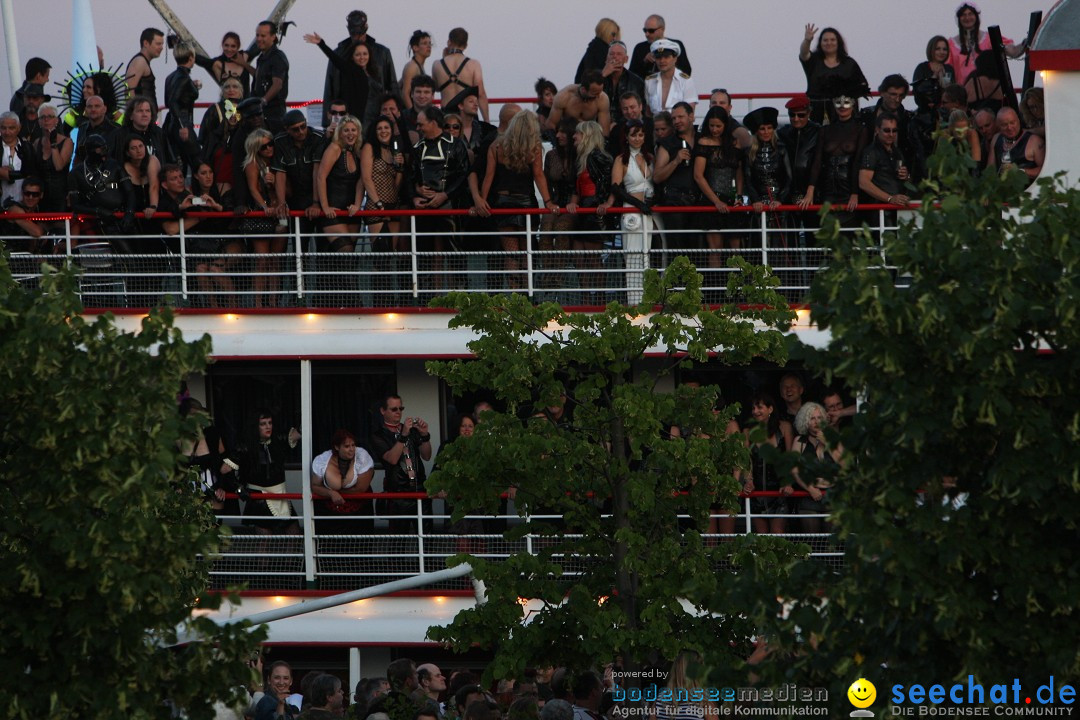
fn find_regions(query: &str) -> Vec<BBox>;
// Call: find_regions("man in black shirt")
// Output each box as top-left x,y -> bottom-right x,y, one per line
652,101 -> 700,264
253,21 -> 289,133
272,109 -> 324,228
370,394 -> 432,533
74,95 -> 119,165
858,113 -> 910,207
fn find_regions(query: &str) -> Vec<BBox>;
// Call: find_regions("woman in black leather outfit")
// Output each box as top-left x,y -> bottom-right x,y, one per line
798,81 -> 868,226
567,120 -> 612,304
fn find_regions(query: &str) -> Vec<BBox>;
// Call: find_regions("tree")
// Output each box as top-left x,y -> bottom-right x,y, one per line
733,141 -> 1080,703
0,259 -> 264,720
425,257 -> 800,682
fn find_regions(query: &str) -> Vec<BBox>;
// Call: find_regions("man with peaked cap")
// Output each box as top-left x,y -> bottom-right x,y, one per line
643,38 -> 696,115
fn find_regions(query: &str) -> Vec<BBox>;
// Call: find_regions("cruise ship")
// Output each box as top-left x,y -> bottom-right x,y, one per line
4,0 -> 1077,696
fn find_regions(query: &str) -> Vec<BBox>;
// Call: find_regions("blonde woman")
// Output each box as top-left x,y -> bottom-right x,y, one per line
576,18 -> 621,83
480,110 -> 558,290
566,120 -> 612,303
316,114 -> 364,253
242,128 -> 284,307
653,651 -> 718,720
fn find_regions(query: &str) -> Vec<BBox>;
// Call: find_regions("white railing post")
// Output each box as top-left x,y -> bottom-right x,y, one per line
759,208 -> 768,267
300,359 -> 316,585
744,496 -> 753,534
178,218 -> 188,302
416,497 -> 427,574
409,214 -> 420,298
525,213 -> 535,297
64,217 -> 73,257
293,215 -> 305,300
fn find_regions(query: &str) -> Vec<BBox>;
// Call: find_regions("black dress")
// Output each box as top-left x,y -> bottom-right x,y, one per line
808,118 -> 868,205
187,425 -> 241,517
324,147 -> 362,211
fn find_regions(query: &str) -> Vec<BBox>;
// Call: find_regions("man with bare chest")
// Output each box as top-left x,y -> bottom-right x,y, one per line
547,70 -> 612,136
432,27 -> 490,121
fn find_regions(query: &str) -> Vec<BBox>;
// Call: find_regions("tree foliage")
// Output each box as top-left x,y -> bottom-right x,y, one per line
0,259 -> 263,720
426,257 -> 799,681
739,140 -> 1080,699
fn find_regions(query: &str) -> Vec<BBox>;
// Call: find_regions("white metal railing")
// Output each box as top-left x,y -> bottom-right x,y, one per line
3,206 -> 912,309
206,494 -> 840,591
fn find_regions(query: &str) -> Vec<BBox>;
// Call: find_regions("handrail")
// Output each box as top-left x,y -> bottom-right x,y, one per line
0,202 -> 918,224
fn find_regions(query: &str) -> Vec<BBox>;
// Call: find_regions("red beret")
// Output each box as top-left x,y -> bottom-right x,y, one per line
785,94 -> 810,111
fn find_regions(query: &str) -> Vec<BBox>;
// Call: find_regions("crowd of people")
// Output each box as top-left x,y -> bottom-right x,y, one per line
0,5 -> 1047,306
232,652 -> 733,720
183,369 -> 853,543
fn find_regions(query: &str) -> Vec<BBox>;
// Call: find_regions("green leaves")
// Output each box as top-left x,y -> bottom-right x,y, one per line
0,258 -> 263,720
758,142 -> 1080,694
427,258 -> 797,681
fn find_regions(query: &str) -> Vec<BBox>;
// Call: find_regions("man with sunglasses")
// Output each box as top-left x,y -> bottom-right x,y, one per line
272,109 -> 325,229
371,394 -> 433,533
630,14 -> 691,78
778,95 -> 820,204
858,113 -> 911,210
859,74 -> 917,179
1,177 -> 51,252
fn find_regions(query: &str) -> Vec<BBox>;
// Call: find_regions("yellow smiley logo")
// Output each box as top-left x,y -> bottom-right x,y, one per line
847,678 -> 876,709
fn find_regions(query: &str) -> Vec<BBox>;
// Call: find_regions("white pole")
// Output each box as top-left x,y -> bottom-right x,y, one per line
1,0 -> 20,95
71,0 -> 100,73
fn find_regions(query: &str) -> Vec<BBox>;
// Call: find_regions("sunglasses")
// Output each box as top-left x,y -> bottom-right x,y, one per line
260,142 -> 273,149
328,110 -> 347,117
387,405 -> 405,411
22,190 -> 42,197
788,112 -> 809,119
643,27 -> 660,34
443,123 -> 461,130
879,128 -> 898,134
287,124 -> 308,133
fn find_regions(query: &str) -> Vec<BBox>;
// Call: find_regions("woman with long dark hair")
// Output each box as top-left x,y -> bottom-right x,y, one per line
598,119 -> 654,303
122,136 -> 160,221
948,3 -> 1025,87
211,31 -> 253,95
693,106 -> 744,262
741,392 -> 795,535
798,24 -> 870,124
304,31 -> 379,131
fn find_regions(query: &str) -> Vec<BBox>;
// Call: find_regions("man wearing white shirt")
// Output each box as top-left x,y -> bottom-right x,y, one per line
643,39 -> 696,115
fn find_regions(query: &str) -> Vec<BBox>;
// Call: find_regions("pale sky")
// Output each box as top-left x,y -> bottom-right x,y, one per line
2,0 -> 1048,115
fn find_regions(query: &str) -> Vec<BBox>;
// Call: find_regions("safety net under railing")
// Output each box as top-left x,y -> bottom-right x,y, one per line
3,203 -> 913,310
